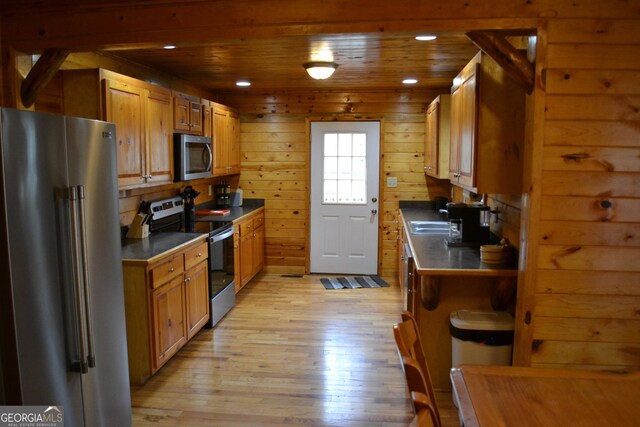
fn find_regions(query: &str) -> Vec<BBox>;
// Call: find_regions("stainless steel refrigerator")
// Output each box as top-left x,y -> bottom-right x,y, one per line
0,108 -> 132,426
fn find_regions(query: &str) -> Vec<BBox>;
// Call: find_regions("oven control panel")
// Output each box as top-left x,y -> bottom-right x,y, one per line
149,196 -> 183,220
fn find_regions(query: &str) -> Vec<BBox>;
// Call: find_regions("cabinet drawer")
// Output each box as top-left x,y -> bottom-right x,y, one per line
184,241 -> 208,271
150,255 -> 184,289
240,220 -> 253,236
253,215 -> 264,229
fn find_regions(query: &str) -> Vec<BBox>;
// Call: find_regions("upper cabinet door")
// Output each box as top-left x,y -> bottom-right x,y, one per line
457,66 -> 478,190
103,79 -> 146,187
449,86 -> 462,183
173,97 -> 191,132
145,88 -> 173,184
424,98 -> 439,176
202,103 -> 212,138
212,106 -> 229,175
189,101 -> 202,134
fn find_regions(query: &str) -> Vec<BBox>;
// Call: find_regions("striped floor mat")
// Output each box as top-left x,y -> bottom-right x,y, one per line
320,276 -> 390,289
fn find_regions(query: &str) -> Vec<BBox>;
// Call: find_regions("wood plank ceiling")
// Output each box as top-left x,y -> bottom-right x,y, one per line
109,32 -> 479,92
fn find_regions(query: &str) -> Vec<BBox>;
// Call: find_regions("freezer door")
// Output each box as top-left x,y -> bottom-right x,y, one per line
0,109 -> 85,425
66,116 -> 132,427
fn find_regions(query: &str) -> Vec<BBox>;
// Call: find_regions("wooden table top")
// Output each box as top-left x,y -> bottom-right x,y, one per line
450,365 -> 640,427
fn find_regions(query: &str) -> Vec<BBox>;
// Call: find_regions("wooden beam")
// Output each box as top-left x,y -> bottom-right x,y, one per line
20,48 -> 69,108
466,30 -> 534,94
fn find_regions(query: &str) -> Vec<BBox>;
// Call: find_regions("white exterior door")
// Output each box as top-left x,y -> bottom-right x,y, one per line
310,121 -> 380,274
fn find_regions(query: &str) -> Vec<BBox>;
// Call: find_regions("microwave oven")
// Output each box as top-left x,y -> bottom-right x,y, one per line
174,133 -> 212,181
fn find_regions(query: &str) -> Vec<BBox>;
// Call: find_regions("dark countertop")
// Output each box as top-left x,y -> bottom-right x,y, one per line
121,199 -> 264,264
400,203 -> 517,276
121,232 -> 207,264
194,198 -> 264,223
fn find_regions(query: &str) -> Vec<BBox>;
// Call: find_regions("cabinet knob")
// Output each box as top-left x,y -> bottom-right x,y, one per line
169,267 -> 175,273
196,252 -> 202,257
185,277 -> 191,283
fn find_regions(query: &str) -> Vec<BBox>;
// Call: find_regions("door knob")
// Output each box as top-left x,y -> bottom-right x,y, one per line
372,197 -> 377,203
371,209 -> 378,215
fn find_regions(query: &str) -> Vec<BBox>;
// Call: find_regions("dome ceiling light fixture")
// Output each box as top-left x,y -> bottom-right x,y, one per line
303,62 -> 338,80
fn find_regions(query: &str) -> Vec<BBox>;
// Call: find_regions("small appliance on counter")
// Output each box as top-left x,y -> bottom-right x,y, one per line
442,202 -> 491,246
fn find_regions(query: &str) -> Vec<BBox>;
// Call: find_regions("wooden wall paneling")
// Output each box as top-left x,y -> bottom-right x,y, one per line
535,293 -> 640,319
537,245 -> 640,271
531,341 -> 640,367
545,94 -> 640,121
544,120 -> 640,147
534,317 -> 640,344
546,44 -> 640,70
542,146 -> 640,172
539,221 -> 639,246
540,195 -> 640,222
545,69 -> 640,95
536,270 -> 640,296
541,171 -> 640,197
546,19 -> 640,44
530,17 -> 640,372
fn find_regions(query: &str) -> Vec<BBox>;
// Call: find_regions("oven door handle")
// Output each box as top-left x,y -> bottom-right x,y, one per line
210,226 -> 234,243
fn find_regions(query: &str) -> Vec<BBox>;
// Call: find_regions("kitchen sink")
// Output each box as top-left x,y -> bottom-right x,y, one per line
409,220 -> 449,235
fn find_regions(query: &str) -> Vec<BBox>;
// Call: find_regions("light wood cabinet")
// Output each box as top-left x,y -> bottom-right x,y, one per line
234,209 -> 265,292
449,51 -> 526,194
173,91 -> 202,135
212,103 -> 241,176
185,260 -> 209,339
151,274 -> 186,371
424,94 -> 451,179
62,69 -> 173,188
202,99 -> 212,138
122,237 -> 209,385
145,89 -> 173,184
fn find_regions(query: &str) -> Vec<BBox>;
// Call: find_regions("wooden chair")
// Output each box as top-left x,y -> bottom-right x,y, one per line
408,391 -> 439,427
394,311 -> 441,427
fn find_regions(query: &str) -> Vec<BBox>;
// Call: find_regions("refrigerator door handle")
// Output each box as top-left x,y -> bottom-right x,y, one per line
69,186 -> 89,374
77,185 -> 96,369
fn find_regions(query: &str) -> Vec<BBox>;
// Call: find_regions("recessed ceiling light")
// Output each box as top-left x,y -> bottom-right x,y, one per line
403,78 -> 418,85
415,35 -> 437,41
236,81 -> 251,87
163,45 -> 176,49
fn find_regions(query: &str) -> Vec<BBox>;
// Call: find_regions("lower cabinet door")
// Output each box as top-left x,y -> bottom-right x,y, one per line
240,233 -> 253,286
185,261 -> 210,339
253,225 -> 264,275
152,275 -> 187,371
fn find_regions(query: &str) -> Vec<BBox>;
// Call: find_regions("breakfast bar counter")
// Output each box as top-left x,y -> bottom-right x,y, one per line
399,207 -> 517,277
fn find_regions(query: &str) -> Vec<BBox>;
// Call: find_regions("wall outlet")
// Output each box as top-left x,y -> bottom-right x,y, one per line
208,185 -> 212,196
387,176 -> 398,188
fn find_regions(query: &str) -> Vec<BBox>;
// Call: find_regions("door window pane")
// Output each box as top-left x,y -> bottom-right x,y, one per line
323,132 -> 367,205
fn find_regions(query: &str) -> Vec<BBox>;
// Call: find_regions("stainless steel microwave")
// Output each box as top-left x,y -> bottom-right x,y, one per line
174,133 -> 212,181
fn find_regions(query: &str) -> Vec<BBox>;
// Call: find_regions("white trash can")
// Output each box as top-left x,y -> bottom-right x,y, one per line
450,309 -> 515,368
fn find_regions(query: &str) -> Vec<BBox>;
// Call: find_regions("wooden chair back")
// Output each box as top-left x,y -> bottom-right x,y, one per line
394,311 -> 441,426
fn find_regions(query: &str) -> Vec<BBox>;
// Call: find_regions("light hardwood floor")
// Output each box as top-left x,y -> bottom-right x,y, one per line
131,274 -> 459,426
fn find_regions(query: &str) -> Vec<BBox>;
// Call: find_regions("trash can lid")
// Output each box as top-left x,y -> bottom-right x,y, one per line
450,309 -> 514,331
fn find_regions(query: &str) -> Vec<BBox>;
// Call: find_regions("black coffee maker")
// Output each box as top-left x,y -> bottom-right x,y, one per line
444,202 -> 491,246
